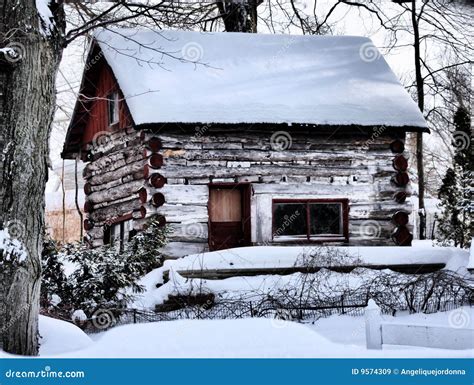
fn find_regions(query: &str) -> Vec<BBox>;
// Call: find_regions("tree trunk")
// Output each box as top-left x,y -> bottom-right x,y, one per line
411,0 -> 426,240
216,0 -> 258,32
0,0 -> 64,355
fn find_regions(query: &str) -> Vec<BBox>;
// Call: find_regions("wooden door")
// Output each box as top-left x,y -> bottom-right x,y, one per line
208,184 -> 251,251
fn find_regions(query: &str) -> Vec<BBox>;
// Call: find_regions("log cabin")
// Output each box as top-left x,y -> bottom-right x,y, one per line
62,29 -> 428,258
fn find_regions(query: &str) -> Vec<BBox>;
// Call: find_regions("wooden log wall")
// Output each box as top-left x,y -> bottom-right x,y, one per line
83,125 -> 413,256
139,126 -> 413,257
82,128 -> 151,247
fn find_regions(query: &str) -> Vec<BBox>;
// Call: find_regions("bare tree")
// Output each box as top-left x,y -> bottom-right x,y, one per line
0,0 -> 236,356
272,0 -> 473,239
1,0 -> 470,355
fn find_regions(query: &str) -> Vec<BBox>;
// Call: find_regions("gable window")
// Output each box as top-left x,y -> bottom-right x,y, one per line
108,91 -> 120,126
103,218 -> 134,252
272,199 -> 349,242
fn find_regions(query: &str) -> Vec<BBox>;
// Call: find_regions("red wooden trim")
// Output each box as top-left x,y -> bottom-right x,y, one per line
242,184 -> 252,247
306,202 -> 311,240
343,201 -> 349,241
272,198 -> 350,204
272,237 -> 347,244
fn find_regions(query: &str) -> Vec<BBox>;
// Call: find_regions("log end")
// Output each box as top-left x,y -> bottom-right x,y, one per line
151,192 -> 166,207
149,173 -> 167,188
392,154 -> 408,172
392,226 -> 413,246
390,139 -> 405,154
392,210 -> 409,226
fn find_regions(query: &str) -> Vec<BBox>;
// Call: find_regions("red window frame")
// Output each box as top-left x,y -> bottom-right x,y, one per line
272,198 -> 349,243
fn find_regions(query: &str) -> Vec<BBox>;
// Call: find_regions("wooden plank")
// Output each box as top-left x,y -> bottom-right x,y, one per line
170,264 -> 445,279
160,185 -> 208,205
157,204 -> 208,222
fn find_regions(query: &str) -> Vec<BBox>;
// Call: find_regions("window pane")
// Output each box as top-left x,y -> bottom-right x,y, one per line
310,203 -> 342,236
111,223 -> 121,245
124,220 -> 132,242
108,92 -> 119,125
273,203 -> 307,236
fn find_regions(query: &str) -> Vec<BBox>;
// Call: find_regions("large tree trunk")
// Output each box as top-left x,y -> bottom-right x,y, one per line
216,0 -> 258,32
0,0 -> 64,355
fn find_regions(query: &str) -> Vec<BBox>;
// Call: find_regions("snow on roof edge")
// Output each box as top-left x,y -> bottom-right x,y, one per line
92,28 -> 428,130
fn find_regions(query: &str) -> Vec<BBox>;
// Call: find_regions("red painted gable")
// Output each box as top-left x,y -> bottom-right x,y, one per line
82,62 -> 132,145
62,43 -> 133,159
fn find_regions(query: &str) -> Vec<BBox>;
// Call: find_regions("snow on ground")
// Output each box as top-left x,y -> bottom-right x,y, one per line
1,244 -> 470,359
133,267 -> 382,309
467,239 -> 474,271
39,315 -> 93,355
2,310 -> 472,358
162,242 -> 463,273
310,306 -> 474,347
130,242 -> 470,309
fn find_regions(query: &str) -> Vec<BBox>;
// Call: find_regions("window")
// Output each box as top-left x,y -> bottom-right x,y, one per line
272,199 -> 348,242
108,91 -> 120,126
104,219 -> 134,251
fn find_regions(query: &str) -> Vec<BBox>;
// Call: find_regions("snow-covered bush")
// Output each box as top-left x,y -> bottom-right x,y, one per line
123,217 -> 169,275
64,243 -> 138,312
41,218 -> 169,320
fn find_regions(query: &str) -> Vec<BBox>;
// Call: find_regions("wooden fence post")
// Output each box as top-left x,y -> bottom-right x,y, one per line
365,299 -> 383,350
467,238 -> 474,274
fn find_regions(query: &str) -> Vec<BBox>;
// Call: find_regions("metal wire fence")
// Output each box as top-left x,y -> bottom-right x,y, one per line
83,291 -> 473,333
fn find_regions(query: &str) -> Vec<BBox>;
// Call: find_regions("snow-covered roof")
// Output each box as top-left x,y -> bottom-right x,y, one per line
93,29 -> 427,129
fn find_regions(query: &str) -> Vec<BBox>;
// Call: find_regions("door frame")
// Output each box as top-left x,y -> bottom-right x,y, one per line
207,182 -> 252,251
